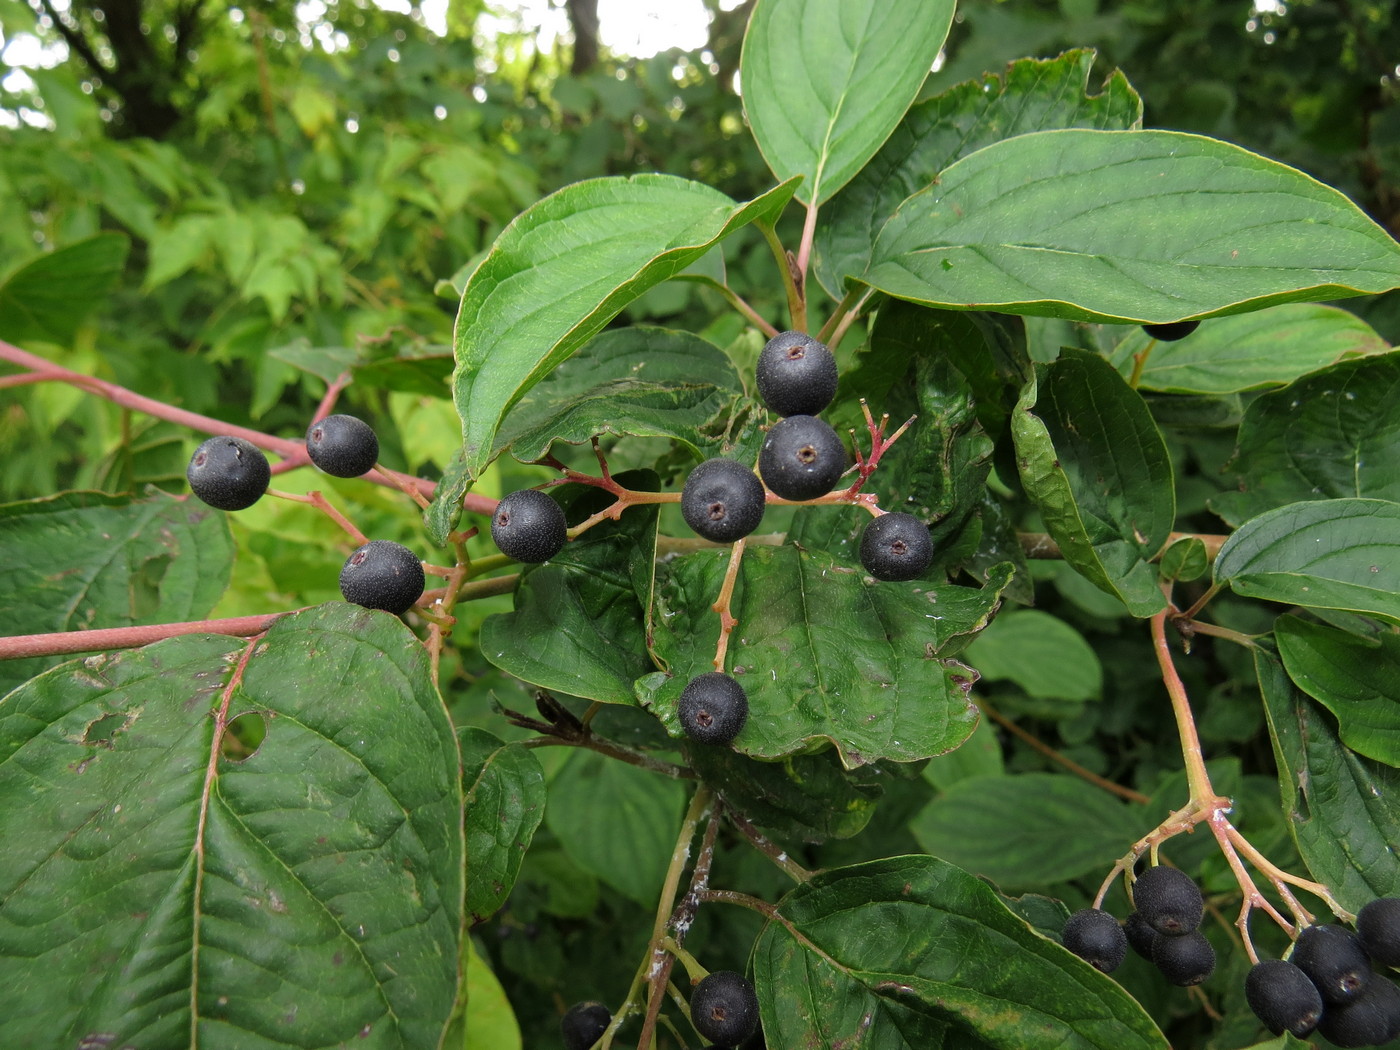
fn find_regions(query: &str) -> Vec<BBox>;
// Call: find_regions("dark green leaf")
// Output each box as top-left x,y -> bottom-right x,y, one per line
1011,348 -> 1174,617
0,604 -> 463,1049
460,728 -> 547,924
815,50 -> 1142,298
753,855 -> 1167,1048
425,446 -> 473,547
863,130 -> 1400,323
0,233 -> 130,345
1158,537 -> 1209,584
965,610 -> 1102,700
1214,498 -> 1400,622
1211,351 -> 1400,526
741,0 -> 954,206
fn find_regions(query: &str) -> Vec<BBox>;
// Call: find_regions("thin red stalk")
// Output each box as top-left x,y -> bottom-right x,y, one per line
0,613 -> 293,660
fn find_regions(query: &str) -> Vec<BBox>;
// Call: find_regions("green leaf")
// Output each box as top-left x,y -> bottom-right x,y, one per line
863,130 -> 1400,323
965,610 -> 1102,701
1158,537 -> 1209,584
1214,498 -> 1400,622
910,773 -> 1140,889
922,718 -> 1004,791
450,174 -> 798,480
1275,616 -> 1400,768
0,233 -> 129,345
544,750 -> 687,907
1256,650 -> 1400,912
1108,304 -> 1388,395
460,728 -> 547,924
0,604 -> 463,1049
480,478 -> 658,705
1211,351 -> 1400,526
1011,349 -> 1174,617
457,937 -> 522,1050
752,855 -> 1168,1049
645,546 -> 1012,768
815,50 -> 1142,298
740,0 -> 954,206
0,490 -> 234,698
492,326 -> 745,463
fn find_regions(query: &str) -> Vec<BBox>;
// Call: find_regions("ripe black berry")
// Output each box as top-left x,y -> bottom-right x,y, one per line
690,970 -> 760,1047
1358,897 -> 1400,967
339,540 -> 425,615
756,330 -> 838,417
678,673 -> 749,746
492,489 -> 568,563
758,415 -> 847,502
187,436 -> 271,511
305,414 -> 380,478
1133,865 -> 1203,935
1141,320 -> 1200,342
1061,908 -> 1127,973
681,459 -> 766,543
561,1000 -> 610,1050
1292,923 -> 1373,1004
858,512 -> 933,582
1317,975 -> 1400,1048
1151,928 -> 1215,986
1124,911 -> 1159,960
1246,959 -> 1324,1037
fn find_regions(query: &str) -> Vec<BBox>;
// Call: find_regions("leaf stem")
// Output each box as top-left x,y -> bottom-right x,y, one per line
725,807 -> 813,883
711,538 -> 747,671
0,612 -> 297,660
758,221 -> 805,333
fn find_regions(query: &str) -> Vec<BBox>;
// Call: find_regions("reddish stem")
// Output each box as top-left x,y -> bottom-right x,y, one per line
0,613 -> 293,661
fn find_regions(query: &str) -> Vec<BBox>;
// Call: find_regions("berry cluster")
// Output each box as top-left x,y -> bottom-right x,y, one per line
561,969 -> 760,1049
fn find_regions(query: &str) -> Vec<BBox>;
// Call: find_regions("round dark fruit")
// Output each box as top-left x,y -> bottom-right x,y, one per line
1124,911 -> 1159,961
758,415 -> 847,501
561,1000 -> 610,1050
338,540 -> 425,615
1151,928 -> 1215,986
1245,959 -> 1324,1037
681,459 -> 766,543
305,414 -> 379,478
678,672 -> 749,746
858,512 -> 933,582
690,970 -> 760,1047
1061,908 -> 1128,974
1141,320 -> 1200,342
187,436 -> 271,511
492,489 -> 568,563
1133,865 -> 1203,935
1358,897 -> 1400,968
1292,923 -> 1373,1004
1317,974 -> 1400,1048
756,330 -> 838,417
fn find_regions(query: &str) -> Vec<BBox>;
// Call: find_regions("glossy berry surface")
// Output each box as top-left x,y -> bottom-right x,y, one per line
560,1000 -> 610,1050
492,489 -> 568,563
1133,865 -> 1203,935
1124,911 -> 1158,960
681,459 -> 766,543
1246,959 -> 1324,1037
678,672 -> 749,746
1358,897 -> 1400,967
1317,974 -> 1400,1048
1061,908 -> 1127,973
1292,923 -> 1373,1004
1151,928 -> 1215,986
1142,320 -> 1200,341
305,414 -> 379,478
859,512 -> 933,582
756,330 -> 838,417
338,540 -> 425,615
186,436 -> 271,511
758,415 -> 847,501
690,970 -> 760,1047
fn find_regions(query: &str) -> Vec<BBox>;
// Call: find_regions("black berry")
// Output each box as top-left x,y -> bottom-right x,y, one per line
492,489 -> 568,563
1246,959 -> 1324,1037
305,414 -> 380,478
1292,923 -> 1373,1005
1358,897 -> 1400,968
1151,928 -> 1215,986
1141,320 -> 1200,342
690,970 -> 760,1047
756,330 -> 838,417
681,459 -> 766,543
186,436 -> 271,511
678,672 -> 749,746
758,415 -> 847,501
338,540 -> 425,615
1133,865 -> 1203,935
1061,908 -> 1128,973
1124,911 -> 1159,960
561,1000 -> 610,1050
1317,974 -> 1400,1048
858,512 -> 933,582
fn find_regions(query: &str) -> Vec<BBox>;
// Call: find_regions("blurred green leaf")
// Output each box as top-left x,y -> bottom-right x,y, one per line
966,610 -> 1102,701
0,233 -> 129,345
461,728 -> 547,924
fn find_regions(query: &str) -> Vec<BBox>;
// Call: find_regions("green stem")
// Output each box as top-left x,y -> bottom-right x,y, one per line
759,221 -> 805,333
